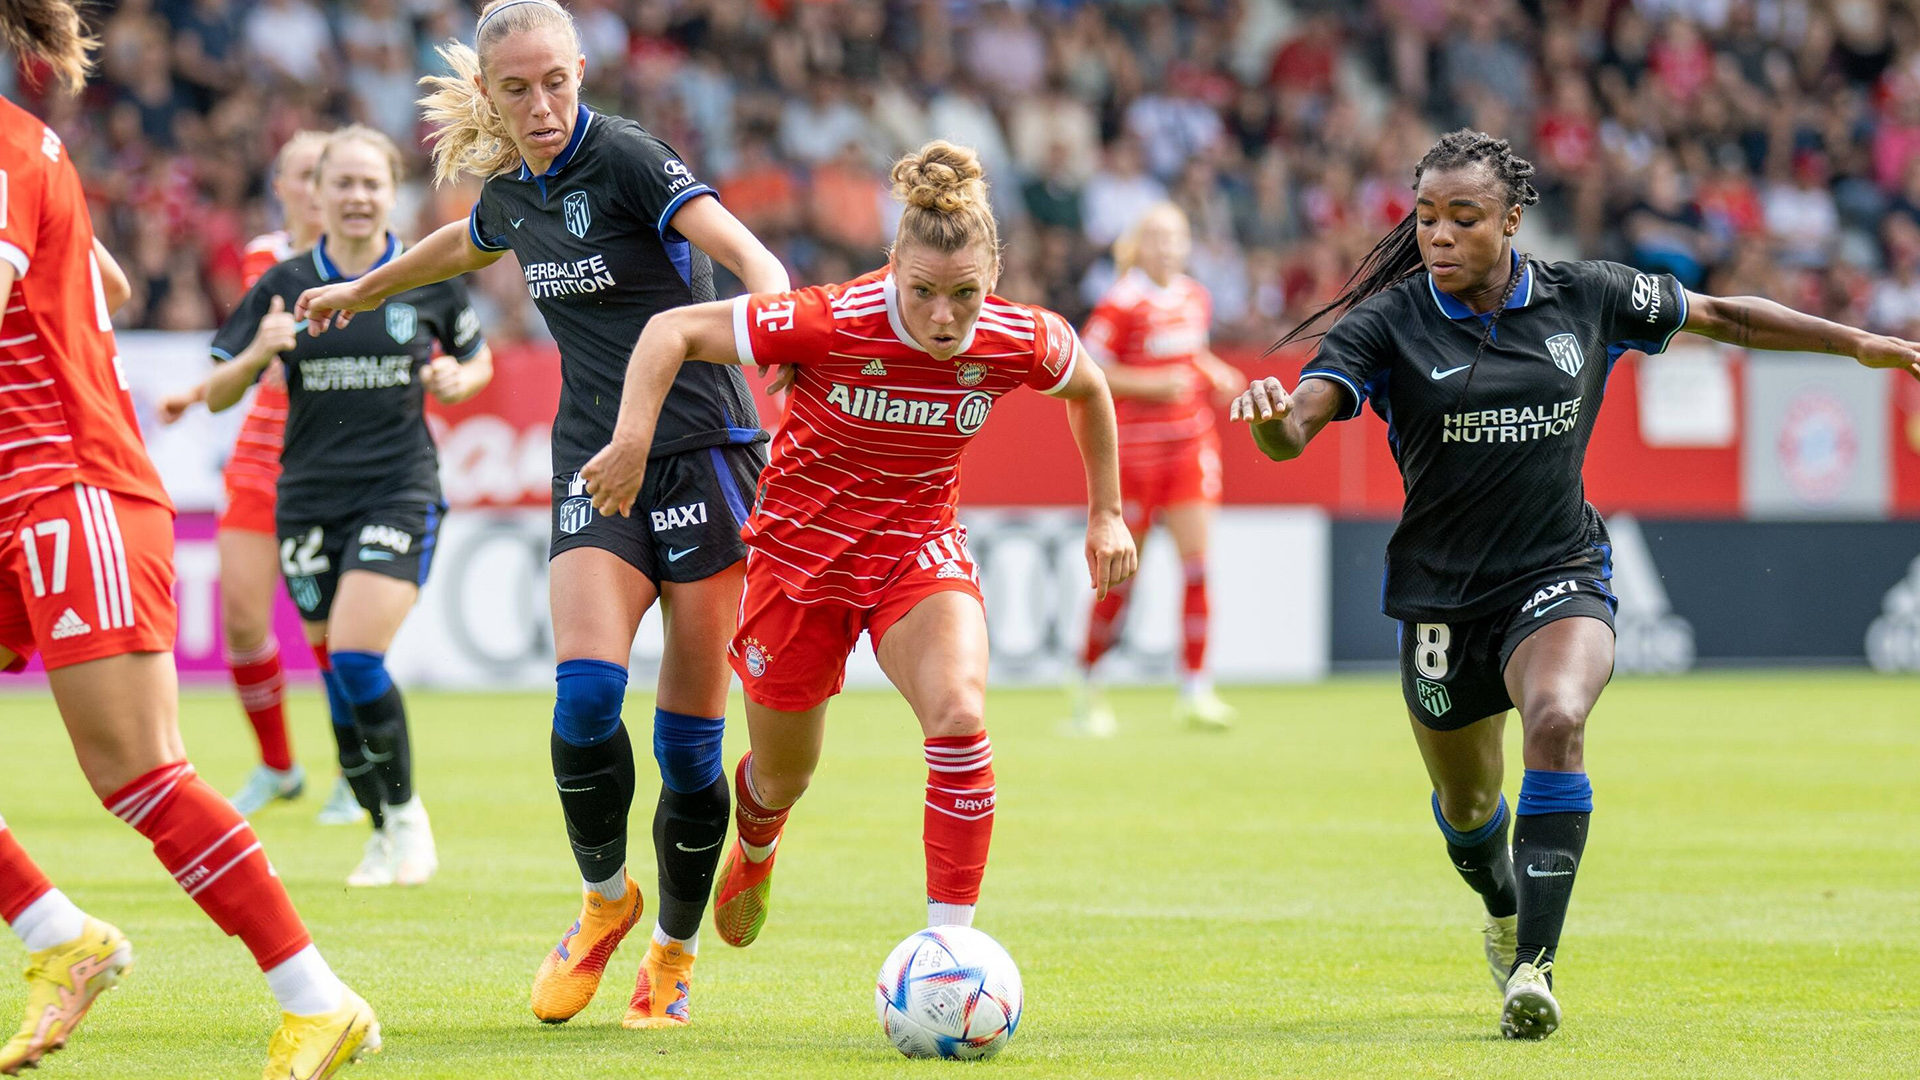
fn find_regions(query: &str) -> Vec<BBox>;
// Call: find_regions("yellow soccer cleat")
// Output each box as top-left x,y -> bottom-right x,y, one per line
0,917 -> 132,1075
622,939 -> 694,1029
530,878 -> 643,1023
261,987 -> 379,1080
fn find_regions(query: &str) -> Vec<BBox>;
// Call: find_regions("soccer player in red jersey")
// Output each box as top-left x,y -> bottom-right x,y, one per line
1073,203 -> 1244,736
581,140 -> 1137,943
0,8 -> 376,1076
158,131 -> 354,821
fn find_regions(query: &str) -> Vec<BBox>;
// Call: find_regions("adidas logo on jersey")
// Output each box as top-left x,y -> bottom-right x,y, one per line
51,608 -> 91,640
937,561 -> 971,581
861,359 -> 887,376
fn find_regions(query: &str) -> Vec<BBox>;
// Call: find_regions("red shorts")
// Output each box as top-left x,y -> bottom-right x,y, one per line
1119,434 -> 1221,532
0,485 -> 178,673
219,478 -> 277,536
730,529 -> 984,712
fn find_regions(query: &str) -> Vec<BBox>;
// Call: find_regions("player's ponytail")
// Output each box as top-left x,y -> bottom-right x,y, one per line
418,0 -> 581,186
1274,129 -> 1538,354
0,0 -> 97,95
890,140 -> 1000,265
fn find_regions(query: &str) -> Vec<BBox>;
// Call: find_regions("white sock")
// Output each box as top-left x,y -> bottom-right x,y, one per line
586,870 -> 627,902
264,944 -> 346,1017
652,923 -> 697,955
387,795 -> 424,819
8,889 -> 86,952
741,835 -> 777,863
1180,672 -> 1212,700
927,901 -> 975,928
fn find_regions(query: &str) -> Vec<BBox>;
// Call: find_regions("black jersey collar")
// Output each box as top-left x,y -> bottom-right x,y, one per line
312,232 -> 402,282
516,105 -> 595,182
1426,250 -> 1534,320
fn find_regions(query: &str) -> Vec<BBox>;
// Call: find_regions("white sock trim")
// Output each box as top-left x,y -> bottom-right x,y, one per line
652,923 -> 697,955
9,888 -> 86,952
264,944 -> 346,1017
927,901 -> 975,928
585,870 -> 627,902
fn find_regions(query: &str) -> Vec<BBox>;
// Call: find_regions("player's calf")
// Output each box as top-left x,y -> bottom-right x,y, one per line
924,730 -> 994,928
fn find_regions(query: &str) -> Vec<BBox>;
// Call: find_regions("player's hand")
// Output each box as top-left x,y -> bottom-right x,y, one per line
1085,509 -> 1138,601
1204,359 -> 1244,405
295,282 -> 376,334
760,364 -> 795,396
423,355 -> 468,404
580,437 -> 648,518
1229,376 -> 1294,424
1855,334 -> 1920,382
156,386 -> 203,425
251,295 -> 299,357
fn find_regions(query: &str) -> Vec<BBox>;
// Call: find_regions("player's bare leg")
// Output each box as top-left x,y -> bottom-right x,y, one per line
47,651 -> 374,1073
1163,501 -> 1231,731
219,528 -> 306,814
1072,517 -> 1147,738
1411,709 -> 1518,992
320,572 -> 427,886
534,548 -> 655,1022
624,564 -> 743,1029
714,697 -> 827,948
876,591 -> 996,928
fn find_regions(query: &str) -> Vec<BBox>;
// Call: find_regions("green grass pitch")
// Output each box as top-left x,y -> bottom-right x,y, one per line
1,674 -> 1915,1078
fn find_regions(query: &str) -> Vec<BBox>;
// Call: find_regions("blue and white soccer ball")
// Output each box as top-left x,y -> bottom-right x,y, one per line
875,926 -> 1023,1061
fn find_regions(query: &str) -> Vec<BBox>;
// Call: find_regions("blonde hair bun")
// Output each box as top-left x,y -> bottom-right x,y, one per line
890,141 -> 987,215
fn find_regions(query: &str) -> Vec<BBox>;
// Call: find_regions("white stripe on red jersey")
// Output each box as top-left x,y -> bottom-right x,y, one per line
734,270 -> 1080,605
221,230 -> 297,495
1081,269 -> 1217,447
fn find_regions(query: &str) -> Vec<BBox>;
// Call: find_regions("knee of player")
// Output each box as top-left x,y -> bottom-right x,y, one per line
219,598 -> 272,653
1433,784 -> 1502,832
329,649 -> 395,707
553,659 -> 629,747
652,707 -> 725,793
919,700 -> 986,741
750,756 -> 815,807
1521,696 -> 1590,766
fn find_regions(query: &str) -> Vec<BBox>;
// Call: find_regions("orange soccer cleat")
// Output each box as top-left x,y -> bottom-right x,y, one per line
712,837 -> 778,949
529,877 -> 643,1023
622,938 -> 695,1029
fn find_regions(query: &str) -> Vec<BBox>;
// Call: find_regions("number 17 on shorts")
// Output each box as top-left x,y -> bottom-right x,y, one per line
0,484 -> 177,671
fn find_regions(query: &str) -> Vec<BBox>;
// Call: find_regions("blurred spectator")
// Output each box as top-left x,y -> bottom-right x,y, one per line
1083,138 -> 1166,248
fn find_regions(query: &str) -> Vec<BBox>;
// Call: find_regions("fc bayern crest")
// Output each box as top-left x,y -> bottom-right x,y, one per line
563,191 -> 591,238
956,362 -> 987,387
558,496 -> 593,535
742,638 -> 770,678
385,302 -> 417,345
1545,332 -> 1583,377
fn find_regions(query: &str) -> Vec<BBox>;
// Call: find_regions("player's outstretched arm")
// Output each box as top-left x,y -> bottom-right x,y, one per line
1230,375 -> 1342,461
1683,291 -> 1920,380
1053,354 -> 1138,600
206,296 -> 297,412
580,299 -> 741,517
91,238 -> 130,316
295,219 -> 503,334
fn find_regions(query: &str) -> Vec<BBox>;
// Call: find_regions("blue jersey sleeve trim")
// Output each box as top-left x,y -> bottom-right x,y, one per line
726,426 -> 764,444
1653,283 -> 1689,354
209,345 -> 235,363
1298,368 -> 1364,420
468,203 -> 509,253
656,185 -> 717,240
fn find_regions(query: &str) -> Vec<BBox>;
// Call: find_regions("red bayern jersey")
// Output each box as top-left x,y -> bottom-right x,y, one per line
1080,269 -> 1215,446
0,95 -> 168,541
223,231 -> 295,496
733,269 -> 1080,606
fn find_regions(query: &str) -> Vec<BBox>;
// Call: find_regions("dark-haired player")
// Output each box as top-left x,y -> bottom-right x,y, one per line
295,0 -> 790,1028
1231,129 -> 1920,1040
208,125 -> 493,889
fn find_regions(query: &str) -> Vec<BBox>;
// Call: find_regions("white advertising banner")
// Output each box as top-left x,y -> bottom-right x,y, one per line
383,507 -> 1330,690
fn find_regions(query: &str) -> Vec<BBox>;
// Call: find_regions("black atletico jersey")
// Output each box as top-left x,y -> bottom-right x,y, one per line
211,234 -> 485,518
1300,254 -> 1688,621
468,105 -> 765,476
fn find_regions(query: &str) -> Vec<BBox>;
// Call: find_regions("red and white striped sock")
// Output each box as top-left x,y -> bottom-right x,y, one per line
0,815 -> 56,934
923,732 -> 995,925
104,761 -> 311,970
228,638 -> 293,771
733,753 -> 789,862
1180,557 -> 1210,682
1082,580 -> 1133,669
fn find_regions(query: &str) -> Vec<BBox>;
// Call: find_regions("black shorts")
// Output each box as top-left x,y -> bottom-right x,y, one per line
276,497 -> 445,622
551,443 -> 765,584
1399,572 -> 1617,731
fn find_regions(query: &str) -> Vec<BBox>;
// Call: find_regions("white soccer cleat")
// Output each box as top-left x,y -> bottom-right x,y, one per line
316,776 -> 367,826
386,798 -> 437,887
1501,960 -> 1560,1040
1483,914 -> 1518,992
1065,683 -> 1118,738
1173,687 -> 1234,732
229,764 -> 306,816
346,832 -> 397,888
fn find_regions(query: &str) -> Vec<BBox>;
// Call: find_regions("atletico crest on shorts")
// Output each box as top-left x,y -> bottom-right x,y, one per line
564,191 -> 591,238
1545,333 -> 1583,377
1416,678 -> 1451,717
386,302 -> 417,345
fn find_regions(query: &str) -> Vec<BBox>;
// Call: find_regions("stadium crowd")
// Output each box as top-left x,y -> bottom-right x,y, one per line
15,0 -> 1920,343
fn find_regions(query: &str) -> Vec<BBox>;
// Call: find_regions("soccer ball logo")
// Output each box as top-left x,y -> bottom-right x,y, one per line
875,926 -> 1023,1061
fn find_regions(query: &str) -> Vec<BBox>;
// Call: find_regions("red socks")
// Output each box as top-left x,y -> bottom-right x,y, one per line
1181,558 -> 1209,676
923,732 -> 995,906
1082,580 -> 1133,669
0,816 -> 52,923
105,762 -> 310,969
732,753 -> 789,849
228,638 -> 292,771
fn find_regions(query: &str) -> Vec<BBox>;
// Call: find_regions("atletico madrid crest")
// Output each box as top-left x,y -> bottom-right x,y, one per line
1545,333 -> 1583,377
